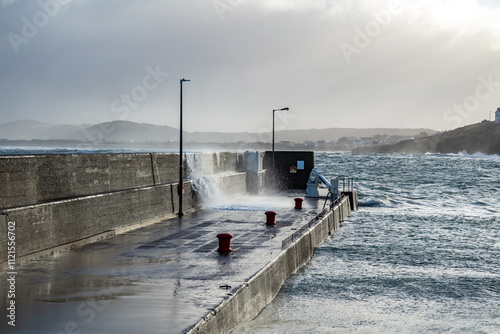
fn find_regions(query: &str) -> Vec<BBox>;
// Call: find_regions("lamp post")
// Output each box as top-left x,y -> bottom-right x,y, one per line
179,78 -> 190,217
272,107 -> 289,169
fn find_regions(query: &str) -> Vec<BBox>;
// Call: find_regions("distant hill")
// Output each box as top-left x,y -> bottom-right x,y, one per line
0,120 -> 181,142
0,120 -> 84,140
82,121 -> 180,142
353,121 -> 500,155
0,119 -> 437,144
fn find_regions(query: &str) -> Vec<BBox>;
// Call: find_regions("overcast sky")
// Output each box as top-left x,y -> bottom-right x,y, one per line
1,0 -> 499,133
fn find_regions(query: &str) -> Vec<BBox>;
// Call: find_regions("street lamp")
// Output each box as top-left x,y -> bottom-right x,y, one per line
179,78 -> 190,217
272,107 -> 289,169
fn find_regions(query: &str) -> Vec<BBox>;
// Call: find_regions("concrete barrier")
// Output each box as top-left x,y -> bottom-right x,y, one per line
0,150 -> 319,268
0,152 -> 252,266
245,170 -> 267,194
185,152 -> 246,176
0,182 -> 196,264
0,154 -> 160,209
213,172 -> 248,197
0,153 -> 247,210
343,190 -> 358,211
187,195 -> 352,334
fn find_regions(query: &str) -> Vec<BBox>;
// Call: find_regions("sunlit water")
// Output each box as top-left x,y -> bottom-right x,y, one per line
233,152 -> 500,334
0,147 -> 181,155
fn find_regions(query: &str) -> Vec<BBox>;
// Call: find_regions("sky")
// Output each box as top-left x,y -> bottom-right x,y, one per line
1,0 -> 500,133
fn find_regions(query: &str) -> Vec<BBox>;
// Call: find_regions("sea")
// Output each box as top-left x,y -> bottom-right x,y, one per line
232,151 -> 500,333
2,148 -> 499,333
0,146 -> 177,155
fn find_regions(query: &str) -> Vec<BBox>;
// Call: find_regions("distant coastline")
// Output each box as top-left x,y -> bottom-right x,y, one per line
0,119 -> 436,153
353,121 -> 500,155
2,119 -> 498,155
0,138 -> 328,154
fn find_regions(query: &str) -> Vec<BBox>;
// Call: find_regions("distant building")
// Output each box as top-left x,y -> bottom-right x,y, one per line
304,141 -> 315,147
496,108 -> 500,124
314,140 -> 327,148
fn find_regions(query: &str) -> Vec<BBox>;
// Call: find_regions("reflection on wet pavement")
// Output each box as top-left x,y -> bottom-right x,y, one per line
1,195 -> 322,334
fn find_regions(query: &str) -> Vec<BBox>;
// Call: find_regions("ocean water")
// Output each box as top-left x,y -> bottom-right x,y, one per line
0,146 -> 177,155
232,152 -> 500,334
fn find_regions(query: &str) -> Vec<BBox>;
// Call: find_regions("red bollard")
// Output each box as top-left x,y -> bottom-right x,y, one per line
217,233 -> 233,252
294,198 -> 303,210
265,211 -> 277,225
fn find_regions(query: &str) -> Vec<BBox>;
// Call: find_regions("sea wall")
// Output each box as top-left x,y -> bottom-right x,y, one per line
0,152 -> 245,210
187,194 -> 353,334
0,152 -> 261,265
1,182 -> 196,265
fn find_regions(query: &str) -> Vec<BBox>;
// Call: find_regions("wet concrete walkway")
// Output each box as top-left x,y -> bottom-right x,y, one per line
1,194 -> 330,334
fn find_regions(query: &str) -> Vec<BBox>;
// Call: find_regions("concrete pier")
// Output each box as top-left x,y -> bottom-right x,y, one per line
188,195 -> 353,334
0,152 -> 262,266
0,191 -> 355,334
0,151 -> 356,333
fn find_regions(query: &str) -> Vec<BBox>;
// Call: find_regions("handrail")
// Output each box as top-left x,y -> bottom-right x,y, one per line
337,175 -> 354,192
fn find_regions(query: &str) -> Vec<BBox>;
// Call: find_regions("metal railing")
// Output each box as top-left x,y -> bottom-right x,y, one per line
337,175 -> 354,192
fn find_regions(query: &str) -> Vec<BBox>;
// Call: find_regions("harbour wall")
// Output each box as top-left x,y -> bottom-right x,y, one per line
0,152 -> 246,209
0,152 -> 269,265
187,194 -> 354,334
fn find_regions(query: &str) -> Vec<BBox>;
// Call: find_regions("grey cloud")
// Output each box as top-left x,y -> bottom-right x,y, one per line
1,0 -> 499,132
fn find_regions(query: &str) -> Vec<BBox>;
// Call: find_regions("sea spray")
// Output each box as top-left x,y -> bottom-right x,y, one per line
185,153 -> 228,208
